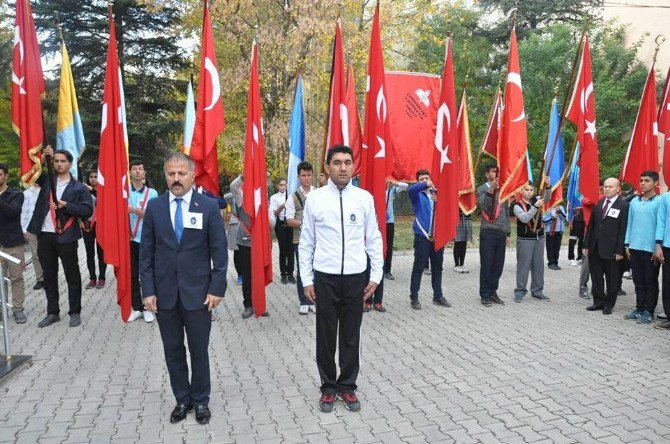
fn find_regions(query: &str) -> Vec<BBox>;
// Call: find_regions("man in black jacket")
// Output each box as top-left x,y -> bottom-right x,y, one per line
0,163 -> 27,323
28,147 -> 93,328
584,178 -> 629,315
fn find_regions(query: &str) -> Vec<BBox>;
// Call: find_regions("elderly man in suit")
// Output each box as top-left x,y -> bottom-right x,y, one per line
140,152 -> 228,425
584,177 -> 629,315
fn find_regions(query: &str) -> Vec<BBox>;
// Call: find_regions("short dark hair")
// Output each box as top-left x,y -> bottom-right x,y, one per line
415,169 -> 430,181
0,163 -> 8,175
275,177 -> 287,185
130,159 -> 145,168
297,161 -> 313,175
640,170 -> 659,182
326,145 -> 353,165
55,149 -> 73,164
484,163 -> 498,174
164,152 -> 195,172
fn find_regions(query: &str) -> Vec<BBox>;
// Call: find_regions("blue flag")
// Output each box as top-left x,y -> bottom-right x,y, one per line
566,143 -> 583,222
287,75 -> 305,195
543,98 -> 565,207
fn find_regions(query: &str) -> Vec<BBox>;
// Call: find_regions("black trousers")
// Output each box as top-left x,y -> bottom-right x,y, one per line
568,220 -> 585,261
545,231 -> 562,266
233,249 -> 242,277
662,247 -> 670,318
453,241 -> 467,267
37,233 -> 82,315
629,249 -> 660,313
315,271 -> 366,395
156,295 -> 212,406
384,222 -> 395,273
130,241 -> 143,311
274,221 -> 294,277
588,244 -> 621,310
82,229 -> 106,281
238,245 -> 252,308
479,230 -> 506,300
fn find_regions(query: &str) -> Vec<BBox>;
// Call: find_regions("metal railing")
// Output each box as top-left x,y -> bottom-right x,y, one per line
0,250 -> 21,360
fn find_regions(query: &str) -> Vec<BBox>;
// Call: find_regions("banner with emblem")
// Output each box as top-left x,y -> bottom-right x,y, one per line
385,71 -> 440,182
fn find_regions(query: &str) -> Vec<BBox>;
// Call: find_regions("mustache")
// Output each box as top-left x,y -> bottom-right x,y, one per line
170,182 -> 183,188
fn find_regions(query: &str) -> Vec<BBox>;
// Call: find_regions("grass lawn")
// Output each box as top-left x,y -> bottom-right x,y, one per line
392,215 -> 571,251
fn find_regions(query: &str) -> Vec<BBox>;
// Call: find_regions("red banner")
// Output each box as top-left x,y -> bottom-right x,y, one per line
457,91 -> 477,215
659,67 -> 670,186
322,19 -> 348,170
346,64 -> 362,177
190,2 -> 225,196
385,71 -> 440,182
11,0 -> 44,186
242,41 -> 272,317
97,11 -> 131,322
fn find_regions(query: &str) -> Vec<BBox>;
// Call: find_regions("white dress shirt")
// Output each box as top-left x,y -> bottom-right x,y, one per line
169,189 -> 193,230
269,191 -> 287,221
41,179 -> 70,233
299,179 -> 383,287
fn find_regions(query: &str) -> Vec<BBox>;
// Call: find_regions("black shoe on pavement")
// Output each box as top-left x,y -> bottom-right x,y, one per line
13,309 -> 27,324
654,320 -> 670,329
281,276 -> 288,284
481,299 -> 492,307
384,272 -> 395,281
490,295 -> 505,305
373,304 -> 387,313
287,275 -> 296,284
169,404 -> 193,423
617,289 -> 626,296
69,313 -> 81,327
602,308 -> 613,315
195,405 -> 211,424
363,303 -> 372,313
410,300 -> 421,310
433,297 -> 452,307
586,305 -> 603,311
33,280 -> 44,290
241,307 -> 254,319
38,314 -> 60,328
319,393 -> 336,413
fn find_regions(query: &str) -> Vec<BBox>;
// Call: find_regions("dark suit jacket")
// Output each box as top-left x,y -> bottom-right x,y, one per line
585,196 -> 629,259
0,187 -> 25,248
140,191 -> 228,311
27,173 -> 93,244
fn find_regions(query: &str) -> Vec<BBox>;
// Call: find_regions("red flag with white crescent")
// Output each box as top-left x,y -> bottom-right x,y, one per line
621,67 -> 659,192
565,35 -> 600,225
190,2 -> 225,196
97,11 -> 131,323
480,88 -> 502,160
321,19 -> 348,170
659,68 -> 670,184
457,90 -> 477,215
242,41 -> 272,317
361,2 -> 392,257
498,28 -> 529,203
11,0 -> 44,186
432,36 -> 459,250
345,64 -> 362,177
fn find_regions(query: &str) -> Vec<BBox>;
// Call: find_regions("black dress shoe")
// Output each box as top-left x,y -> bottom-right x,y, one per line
33,280 -> 44,290
586,305 -> 603,311
170,404 -> 193,424
287,275 -> 296,284
602,308 -> 613,315
195,405 -> 211,425
281,276 -> 288,284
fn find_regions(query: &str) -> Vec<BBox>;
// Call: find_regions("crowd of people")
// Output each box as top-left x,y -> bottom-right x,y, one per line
0,145 -> 668,424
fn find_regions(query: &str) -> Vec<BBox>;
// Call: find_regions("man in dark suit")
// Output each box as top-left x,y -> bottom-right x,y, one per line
584,178 -> 629,315
28,147 -> 93,328
140,152 -> 227,425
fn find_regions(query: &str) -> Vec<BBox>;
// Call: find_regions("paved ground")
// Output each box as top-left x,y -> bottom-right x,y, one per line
1,242 -> 669,443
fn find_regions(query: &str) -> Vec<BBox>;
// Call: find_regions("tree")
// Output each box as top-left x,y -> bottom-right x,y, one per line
31,0 -> 187,188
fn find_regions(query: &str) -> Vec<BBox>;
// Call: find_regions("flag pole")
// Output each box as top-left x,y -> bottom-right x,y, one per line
532,25 -> 587,230
473,76 -> 503,173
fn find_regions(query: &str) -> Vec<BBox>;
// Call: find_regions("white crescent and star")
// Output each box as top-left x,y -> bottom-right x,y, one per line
506,71 -> 525,123
203,57 -> 221,111
13,26 -> 26,95
434,103 -> 453,173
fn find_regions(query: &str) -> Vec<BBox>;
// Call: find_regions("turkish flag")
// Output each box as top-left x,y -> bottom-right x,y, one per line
361,3 -> 392,257
498,28 -> 529,203
659,68 -> 670,186
345,64 -> 362,177
621,67 -> 659,192
565,35 -> 600,225
480,88 -> 502,160
431,37 -> 459,250
242,41 -> 272,317
97,11 -> 131,323
190,2 -> 225,196
385,72 -> 440,182
11,0 -> 44,187
457,90 -> 477,215
322,19 -> 348,170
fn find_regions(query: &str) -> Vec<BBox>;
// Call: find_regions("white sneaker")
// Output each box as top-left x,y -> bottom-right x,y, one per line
128,310 -> 143,322
623,270 -> 632,279
309,305 -> 316,313
460,266 -> 469,274
143,311 -> 155,323
454,266 -> 461,273
299,305 -> 309,315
